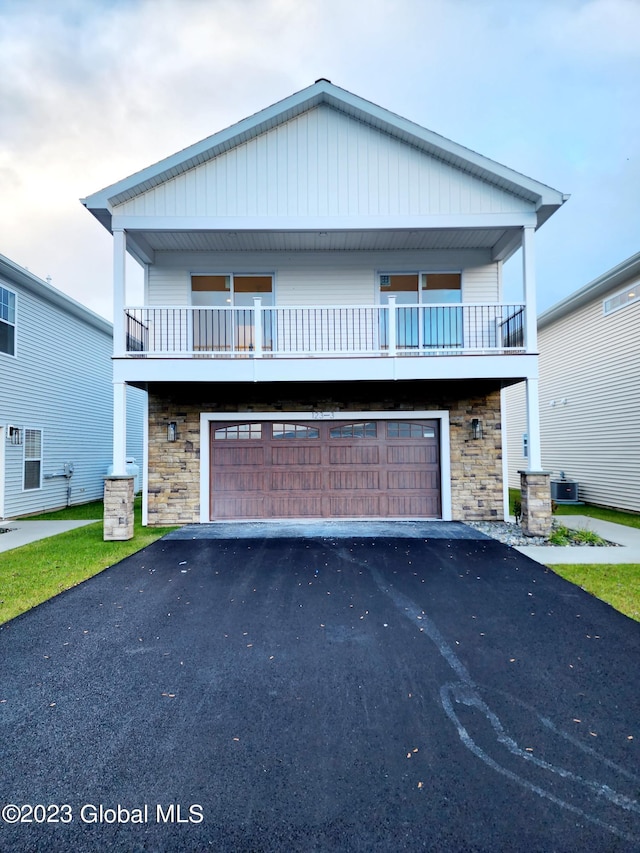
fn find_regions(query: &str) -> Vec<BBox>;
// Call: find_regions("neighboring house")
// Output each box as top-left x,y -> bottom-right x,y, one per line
81,79 -> 567,532
506,251 -> 640,513
0,253 -> 145,520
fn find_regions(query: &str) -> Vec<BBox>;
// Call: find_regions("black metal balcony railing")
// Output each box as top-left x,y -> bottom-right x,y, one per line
123,303 -> 526,357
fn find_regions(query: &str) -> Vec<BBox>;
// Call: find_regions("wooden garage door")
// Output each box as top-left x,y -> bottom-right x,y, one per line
210,420 -> 441,520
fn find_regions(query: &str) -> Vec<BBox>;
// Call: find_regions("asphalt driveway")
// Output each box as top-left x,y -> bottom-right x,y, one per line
0,525 -> 638,852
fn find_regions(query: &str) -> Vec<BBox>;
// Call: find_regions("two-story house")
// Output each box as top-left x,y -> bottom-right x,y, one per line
506,250 -> 640,513
0,252 -> 144,520
81,80 -> 567,537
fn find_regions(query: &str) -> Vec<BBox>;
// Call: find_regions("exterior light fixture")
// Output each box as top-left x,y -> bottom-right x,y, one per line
167,422 -> 177,442
471,418 -> 483,440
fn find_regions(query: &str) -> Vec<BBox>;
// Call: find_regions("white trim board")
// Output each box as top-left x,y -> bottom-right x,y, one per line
198,410 -> 452,524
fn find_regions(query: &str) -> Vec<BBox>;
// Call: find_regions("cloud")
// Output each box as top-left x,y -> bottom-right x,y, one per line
0,0 -> 638,317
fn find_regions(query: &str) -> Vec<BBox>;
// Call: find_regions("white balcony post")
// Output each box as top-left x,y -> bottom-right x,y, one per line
525,377 -> 543,471
522,225 -> 537,353
387,295 -> 397,356
253,297 -> 262,358
112,381 -> 128,475
113,228 -> 127,356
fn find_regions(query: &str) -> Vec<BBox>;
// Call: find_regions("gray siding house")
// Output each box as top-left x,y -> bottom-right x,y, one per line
0,253 -> 144,519
506,251 -> 640,513
82,80 -> 567,536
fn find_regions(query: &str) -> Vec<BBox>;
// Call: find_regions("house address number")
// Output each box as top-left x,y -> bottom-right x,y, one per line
311,411 -> 335,419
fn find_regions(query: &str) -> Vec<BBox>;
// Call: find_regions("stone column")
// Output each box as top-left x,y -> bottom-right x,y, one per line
104,476 -> 135,541
519,470 -> 552,537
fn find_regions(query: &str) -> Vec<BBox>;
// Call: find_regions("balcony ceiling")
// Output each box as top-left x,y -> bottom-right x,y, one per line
130,226 -> 520,255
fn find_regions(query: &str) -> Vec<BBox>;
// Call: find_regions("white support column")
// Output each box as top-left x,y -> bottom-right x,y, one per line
112,381 -> 128,476
522,225 -> 537,354
525,377 -> 543,472
113,228 -> 126,356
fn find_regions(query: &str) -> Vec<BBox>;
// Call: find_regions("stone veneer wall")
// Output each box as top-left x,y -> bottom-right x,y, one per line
146,385 -> 503,526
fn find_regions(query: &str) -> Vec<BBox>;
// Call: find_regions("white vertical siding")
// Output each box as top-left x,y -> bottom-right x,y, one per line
506,293 -> 640,512
114,105 -> 532,220
145,250 -> 496,307
0,275 -> 144,518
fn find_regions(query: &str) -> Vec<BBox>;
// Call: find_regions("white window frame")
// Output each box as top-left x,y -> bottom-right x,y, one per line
23,428 -> 43,491
0,284 -> 17,357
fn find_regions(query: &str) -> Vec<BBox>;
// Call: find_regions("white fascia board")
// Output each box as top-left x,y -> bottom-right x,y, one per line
112,212 -> 538,232
112,354 -> 539,385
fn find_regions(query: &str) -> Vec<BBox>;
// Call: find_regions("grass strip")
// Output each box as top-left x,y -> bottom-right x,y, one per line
0,500 -> 176,625
551,564 -> 640,622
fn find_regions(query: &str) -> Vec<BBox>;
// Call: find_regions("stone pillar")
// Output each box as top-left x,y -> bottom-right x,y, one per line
104,476 -> 135,541
519,470 -> 552,537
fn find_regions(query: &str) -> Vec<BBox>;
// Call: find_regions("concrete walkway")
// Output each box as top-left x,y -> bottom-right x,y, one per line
0,519 -> 99,553
516,515 -> 640,564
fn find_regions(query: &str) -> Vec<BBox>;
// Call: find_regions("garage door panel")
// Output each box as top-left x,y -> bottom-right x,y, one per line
211,497 -> 265,518
214,472 -> 266,492
328,471 -> 380,490
387,445 -> 436,465
270,496 -> 324,517
388,495 -> 439,516
329,446 -> 379,465
214,446 -> 264,466
270,471 -> 323,491
272,446 -> 322,465
329,496 -> 382,516
387,470 -> 439,490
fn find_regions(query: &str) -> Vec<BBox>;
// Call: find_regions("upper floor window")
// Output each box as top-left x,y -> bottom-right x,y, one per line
0,285 -> 16,356
603,281 -> 639,315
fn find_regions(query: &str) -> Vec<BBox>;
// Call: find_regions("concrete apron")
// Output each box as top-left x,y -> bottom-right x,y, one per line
165,520 -> 488,541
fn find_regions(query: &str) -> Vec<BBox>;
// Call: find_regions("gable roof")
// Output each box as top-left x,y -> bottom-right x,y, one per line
82,79 -> 567,232
538,250 -> 640,328
0,253 -> 112,336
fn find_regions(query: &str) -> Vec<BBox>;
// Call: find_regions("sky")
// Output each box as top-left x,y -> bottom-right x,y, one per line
1,0 -> 638,321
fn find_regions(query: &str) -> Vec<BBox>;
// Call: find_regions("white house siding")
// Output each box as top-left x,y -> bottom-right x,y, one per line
144,250 -> 498,307
1,270 -> 145,519
114,105 -> 532,221
506,295 -> 640,513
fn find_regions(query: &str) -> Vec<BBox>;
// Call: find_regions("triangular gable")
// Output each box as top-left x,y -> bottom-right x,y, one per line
82,80 -> 566,229
112,104 -> 531,221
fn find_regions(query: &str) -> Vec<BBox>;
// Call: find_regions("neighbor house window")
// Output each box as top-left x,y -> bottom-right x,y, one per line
0,285 -> 16,356
24,429 -> 42,490
603,281 -> 640,315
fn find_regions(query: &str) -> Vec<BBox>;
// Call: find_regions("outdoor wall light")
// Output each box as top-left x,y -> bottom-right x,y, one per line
471,418 -> 483,440
167,422 -> 177,442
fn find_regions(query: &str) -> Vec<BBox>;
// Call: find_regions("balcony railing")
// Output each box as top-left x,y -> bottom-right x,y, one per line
124,301 -> 525,357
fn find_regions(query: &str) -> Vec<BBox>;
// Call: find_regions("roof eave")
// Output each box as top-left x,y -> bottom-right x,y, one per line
538,250 -> 640,327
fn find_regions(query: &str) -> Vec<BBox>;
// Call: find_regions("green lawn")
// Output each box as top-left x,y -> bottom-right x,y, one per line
0,498 -> 176,625
549,564 -> 640,623
509,488 -> 640,622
